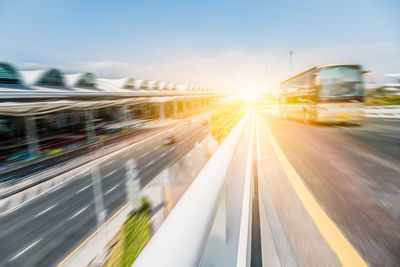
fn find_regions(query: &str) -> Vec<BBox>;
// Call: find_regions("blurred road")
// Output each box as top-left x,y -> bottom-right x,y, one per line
0,122 -> 179,188
260,113 -> 400,266
0,119 -> 209,266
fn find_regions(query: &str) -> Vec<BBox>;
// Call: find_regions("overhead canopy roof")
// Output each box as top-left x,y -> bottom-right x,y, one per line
0,98 -> 146,116
0,95 -> 211,116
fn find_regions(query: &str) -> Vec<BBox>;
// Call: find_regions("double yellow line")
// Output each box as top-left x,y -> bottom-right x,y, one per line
259,117 -> 367,267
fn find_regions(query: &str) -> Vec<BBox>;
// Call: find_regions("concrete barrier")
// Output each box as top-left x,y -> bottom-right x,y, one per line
363,106 -> 400,118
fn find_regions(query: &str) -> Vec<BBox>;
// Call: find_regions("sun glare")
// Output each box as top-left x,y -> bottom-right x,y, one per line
246,89 -> 261,100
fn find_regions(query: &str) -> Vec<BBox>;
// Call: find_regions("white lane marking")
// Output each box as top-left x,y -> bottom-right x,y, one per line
338,126 -> 349,130
1,118 -> 203,216
105,160 -> 116,166
141,151 -> 150,157
1,168 -> 90,217
31,165 -> 42,171
145,160 -> 155,168
106,169 -> 118,177
8,238 -> 42,262
0,200 -> 7,211
106,183 -> 121,195
35,204 -> 56,218
76,184 -> 91,194
69,205 -> 89,220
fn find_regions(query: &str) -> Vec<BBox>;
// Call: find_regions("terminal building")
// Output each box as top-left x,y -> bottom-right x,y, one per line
0,62 -> 218,169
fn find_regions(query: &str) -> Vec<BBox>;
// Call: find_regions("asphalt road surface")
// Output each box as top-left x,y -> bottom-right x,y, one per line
0,119 -> 209,266
0,124 -> 176,186
260,113 -> 400,266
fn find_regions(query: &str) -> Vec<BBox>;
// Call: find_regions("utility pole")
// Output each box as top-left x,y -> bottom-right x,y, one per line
289,50 -> 293,76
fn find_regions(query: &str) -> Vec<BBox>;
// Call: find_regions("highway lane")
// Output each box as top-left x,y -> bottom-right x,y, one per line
0,119 -> 209,266
0,119 -> 184,186
337,117 -> 400,161
260,113 -> 400,266
0,127 -> 158,185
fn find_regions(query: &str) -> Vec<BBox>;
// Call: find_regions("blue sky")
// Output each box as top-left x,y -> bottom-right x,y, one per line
1,0 -> 399,93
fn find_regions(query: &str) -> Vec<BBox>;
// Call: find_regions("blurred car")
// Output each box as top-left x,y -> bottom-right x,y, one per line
163,136 -> 176,145
201,120 -> 208,125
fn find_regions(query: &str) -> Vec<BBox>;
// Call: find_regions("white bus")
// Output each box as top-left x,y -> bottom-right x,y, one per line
279,63 -> 366,123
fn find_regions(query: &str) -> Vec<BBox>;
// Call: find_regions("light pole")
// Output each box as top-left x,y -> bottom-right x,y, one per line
86,110 -> 106,228
125,159 -> 140,210
289,50 -> 294,76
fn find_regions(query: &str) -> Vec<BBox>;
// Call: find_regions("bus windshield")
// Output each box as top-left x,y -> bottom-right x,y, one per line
319,66 -> 363,98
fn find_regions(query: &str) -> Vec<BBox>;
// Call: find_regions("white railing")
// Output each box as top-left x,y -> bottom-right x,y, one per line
363,106 -> 400,118
236,116 -> 255,267
133,113 -> 251,267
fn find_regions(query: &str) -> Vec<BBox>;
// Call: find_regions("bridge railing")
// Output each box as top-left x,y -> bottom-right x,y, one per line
133,111 -> 255,267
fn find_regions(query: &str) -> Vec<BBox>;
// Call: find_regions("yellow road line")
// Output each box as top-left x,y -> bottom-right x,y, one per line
57,203 -> 129,266
259,118 -> 367,267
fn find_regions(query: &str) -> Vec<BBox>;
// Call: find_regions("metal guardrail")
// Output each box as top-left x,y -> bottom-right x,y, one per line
363,106 -> 400,118
133,112 -> 252,267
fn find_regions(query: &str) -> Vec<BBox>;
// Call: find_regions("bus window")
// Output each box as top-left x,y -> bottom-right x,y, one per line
319,66 -> 363,98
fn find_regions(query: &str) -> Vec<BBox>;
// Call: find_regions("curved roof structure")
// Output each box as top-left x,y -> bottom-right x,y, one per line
167,82 -> 177,91
65,73 -> 97,89
97,78 -> 136,91
19,69 -> 65,87
158,81 -> 168,90
177,84 -> 188,92
0,62 -> 216,101
187,84 -> 195,91
134,80 -> 149,90
0,62 -> 22,85
147,81 -> 159,90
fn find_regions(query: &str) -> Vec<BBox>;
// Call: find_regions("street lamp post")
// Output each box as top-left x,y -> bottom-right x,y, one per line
86,110 -> 106,228
125,159 -> 140,210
